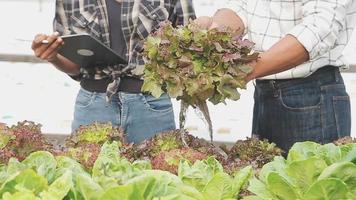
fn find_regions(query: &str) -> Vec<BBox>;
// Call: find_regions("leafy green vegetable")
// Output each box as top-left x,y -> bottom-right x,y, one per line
143,22 -> 258,141
247,142 -> 356,199
226,137 -> 283,173
178,157 -> 252,199
0,169 -> 48,197
2,190 -> 39,200
21,151 -> 57,183
65,123 -> 124,147
266,172 -> 300,200
143,21 -> 257,105
151,148 -> 208,174
92,142 -> 151,189
39,170 -> 73,200
318,162 -> 356,196
59,143 -> 102,170
302,178 -> 349,200
76,173 -> 104,200
0,121 -> 52,164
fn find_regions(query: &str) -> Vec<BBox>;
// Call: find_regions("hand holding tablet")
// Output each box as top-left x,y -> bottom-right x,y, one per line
58,34 -> 127,68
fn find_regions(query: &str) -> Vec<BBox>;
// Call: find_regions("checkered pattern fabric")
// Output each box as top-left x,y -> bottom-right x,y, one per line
220,0 -> 356,79
54,0 -> 195,100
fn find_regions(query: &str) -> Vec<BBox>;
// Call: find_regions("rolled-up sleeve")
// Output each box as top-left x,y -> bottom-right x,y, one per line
288,0 -> 351,60
53,0 -> 71,35
217,0 -> 248,34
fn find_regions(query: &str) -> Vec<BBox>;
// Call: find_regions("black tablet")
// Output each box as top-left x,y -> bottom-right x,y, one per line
58,34 -> 127,68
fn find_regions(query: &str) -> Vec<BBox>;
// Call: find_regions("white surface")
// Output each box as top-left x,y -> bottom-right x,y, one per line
0,0 -> 355,142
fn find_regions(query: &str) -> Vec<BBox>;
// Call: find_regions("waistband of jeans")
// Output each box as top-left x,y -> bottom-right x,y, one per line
255,65 -> 340,89
81,76 -> 143,93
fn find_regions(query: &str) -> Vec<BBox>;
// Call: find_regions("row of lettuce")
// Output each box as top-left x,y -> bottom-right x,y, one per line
1,121 -> 356,199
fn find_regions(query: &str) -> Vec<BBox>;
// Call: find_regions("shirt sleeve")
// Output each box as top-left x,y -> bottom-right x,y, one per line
287,0 -> 352,60
53,0 -> 82,81
171,0 -> 196,26
53,0 -> 71,35
216,0 -> 248,35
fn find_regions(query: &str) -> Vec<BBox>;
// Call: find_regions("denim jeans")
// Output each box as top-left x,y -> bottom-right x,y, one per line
252,66 -> 351,151
71,89 -> 176,143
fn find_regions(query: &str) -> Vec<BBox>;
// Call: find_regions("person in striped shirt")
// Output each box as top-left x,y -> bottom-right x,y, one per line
197,0 -> 355,151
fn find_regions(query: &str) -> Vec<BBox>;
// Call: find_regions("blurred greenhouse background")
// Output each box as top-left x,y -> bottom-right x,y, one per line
0,0 -> 355,142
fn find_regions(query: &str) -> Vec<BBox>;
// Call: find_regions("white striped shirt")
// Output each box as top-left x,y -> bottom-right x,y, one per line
221,0 -> 356,79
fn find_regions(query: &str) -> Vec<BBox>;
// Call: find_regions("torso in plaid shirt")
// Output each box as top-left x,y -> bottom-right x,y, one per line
221,0 -> 356,79
54,0 -> 195,98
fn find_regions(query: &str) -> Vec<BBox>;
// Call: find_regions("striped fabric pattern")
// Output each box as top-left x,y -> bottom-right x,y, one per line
220,0 -> 356,79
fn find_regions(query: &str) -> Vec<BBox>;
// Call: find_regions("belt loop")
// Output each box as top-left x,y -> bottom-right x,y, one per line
270,80 -> 279,97
334,67 -> 340,83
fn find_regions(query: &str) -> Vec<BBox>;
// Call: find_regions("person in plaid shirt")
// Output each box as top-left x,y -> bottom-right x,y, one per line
197,0 -> 355,151
31,0 -> 196,143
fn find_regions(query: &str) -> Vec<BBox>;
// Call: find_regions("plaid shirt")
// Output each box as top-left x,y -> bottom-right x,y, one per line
220,0 -> 356,79
54,0 -> 195,99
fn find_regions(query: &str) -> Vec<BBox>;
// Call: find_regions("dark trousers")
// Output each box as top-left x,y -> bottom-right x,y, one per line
252,66 -> 351,152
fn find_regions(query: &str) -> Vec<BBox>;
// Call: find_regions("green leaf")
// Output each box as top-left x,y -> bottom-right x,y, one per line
2,191 -> 39,200
145,36 -> 161,59
318,162 -> 356,195
40,170 -> 73,200
77,173 -> 104,200
247,178 -> 276,200
266,172 -> 300,200
166,81 -> 184,98
286,157 -> 328,193
6,158 -> 26,175
92,142 -> 145,189
142,79 -> 164,98
242,196 -> 264,200
99,185 -> 134,200
302,178 -> 348,200
315,143 -> 342,165
259,156 -> 288,183
202,172 -> 234,200
100,170 -> 185,200
21,151 -> 57,183
178,157 -> 224,192
0,169 -> 48,197
287,142 -> 321,163
340,144 -> 356,164
231,166 -> 253,197
193,59 -> 204,74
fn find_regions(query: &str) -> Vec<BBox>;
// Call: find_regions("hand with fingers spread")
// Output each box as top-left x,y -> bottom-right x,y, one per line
31,32 -> 64,62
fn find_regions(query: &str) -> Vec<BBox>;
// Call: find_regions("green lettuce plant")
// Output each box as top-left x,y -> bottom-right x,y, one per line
142,21 -> 258,141
0,121 -> 52,164
245,142 -> 356,200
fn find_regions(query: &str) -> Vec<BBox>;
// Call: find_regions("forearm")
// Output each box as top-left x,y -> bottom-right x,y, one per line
50,54 -> 80,76
247,34 -> 309,81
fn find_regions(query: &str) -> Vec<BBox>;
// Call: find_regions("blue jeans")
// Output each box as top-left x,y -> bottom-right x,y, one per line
71,89 -> 176,143
252,66 -> 351,151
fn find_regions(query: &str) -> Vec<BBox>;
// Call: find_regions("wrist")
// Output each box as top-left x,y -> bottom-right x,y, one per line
48,54 -> 60,63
